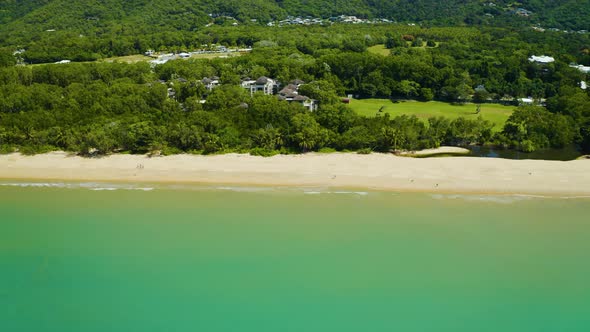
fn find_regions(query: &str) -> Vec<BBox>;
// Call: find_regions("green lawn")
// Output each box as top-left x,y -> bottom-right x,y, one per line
30,52 -> 243,67
367,45 -> 390,56
101,52 -> 242,63
101,54 -> 155,63
349,99 -> 515,131
368,43 -> 439,56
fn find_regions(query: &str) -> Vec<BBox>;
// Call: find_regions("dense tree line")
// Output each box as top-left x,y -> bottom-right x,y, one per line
0,60 -> 496,156
0,57 -> 588,156
0,25 -> 589,155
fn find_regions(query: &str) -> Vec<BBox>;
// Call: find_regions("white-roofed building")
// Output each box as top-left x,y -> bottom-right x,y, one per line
202,76 -> 220,91
528,55 -> 555,64
518,97 -> 546,106
241,76 -> 276,95
518,97 -> 534,105
570,64 -> 590,74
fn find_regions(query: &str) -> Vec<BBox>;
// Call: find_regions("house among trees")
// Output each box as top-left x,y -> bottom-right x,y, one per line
292,95 -> 318,111
518,97 -> 546,106
202,76 -> 220,91
278,84 -> 299,98
291,79 -> 305,87
277,80 -> 318,111
167,87 -> 176,99
241,76 -> 277,95
514,8 -> 533,17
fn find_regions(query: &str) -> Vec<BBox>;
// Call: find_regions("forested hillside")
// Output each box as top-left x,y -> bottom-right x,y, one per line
0,0 -> 50,25
1,0 -> 589,64
1,0 -> 589,33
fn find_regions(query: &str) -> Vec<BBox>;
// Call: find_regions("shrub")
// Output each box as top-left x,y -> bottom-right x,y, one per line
318,147 -> 337,153
0,145 -> 15,154
18,145 -> 55,155
519,140 -> 536,153
249,148 -> 279,157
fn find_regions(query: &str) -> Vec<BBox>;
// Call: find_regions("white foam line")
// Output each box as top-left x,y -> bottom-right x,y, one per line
430,193 -> 590,203
0,182 -> 155,191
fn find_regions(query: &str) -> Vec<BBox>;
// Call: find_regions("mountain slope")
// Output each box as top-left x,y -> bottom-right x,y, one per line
0,0 -> 590,32
0,0 -> 52,25
277,0 -> 590,29
0,0 -> 588,41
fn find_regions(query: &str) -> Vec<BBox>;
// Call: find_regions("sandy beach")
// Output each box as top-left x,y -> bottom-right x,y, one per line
398,146 -> 471,156
1,151 -> 590,195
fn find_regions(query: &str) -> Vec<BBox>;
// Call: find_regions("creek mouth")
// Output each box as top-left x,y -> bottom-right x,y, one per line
465,144 -> 583,161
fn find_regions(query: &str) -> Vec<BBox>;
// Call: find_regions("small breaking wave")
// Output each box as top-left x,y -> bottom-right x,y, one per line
90,187 -> 118,191
430,194 -> 536,204
303,190 -> 369,196
214,186 -> 276,193
0,182 -> 155,192
429,193 -> 590,203
0,182 -> 71,188
334,191 -> 369,196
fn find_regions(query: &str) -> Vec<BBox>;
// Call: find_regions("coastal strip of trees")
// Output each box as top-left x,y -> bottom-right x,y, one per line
0,25 -> 589,155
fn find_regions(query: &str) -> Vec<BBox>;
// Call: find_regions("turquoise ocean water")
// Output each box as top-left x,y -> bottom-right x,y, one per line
1,182 -> 590,331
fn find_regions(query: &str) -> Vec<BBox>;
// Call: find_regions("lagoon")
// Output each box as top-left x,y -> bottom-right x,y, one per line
1,184 -> 590,331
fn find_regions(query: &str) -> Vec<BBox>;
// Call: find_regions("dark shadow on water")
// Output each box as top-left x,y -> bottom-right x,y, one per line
467,144 -> 582,161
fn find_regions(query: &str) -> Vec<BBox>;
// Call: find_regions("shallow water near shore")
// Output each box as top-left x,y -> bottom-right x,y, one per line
467,144 -> 583,161
1,184 -> 590,332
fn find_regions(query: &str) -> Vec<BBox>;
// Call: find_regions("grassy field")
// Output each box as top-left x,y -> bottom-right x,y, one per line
349,99 -> 515,131
368,43 -> 439,56
101,54 -> 155,63
29,52 -> 244,67
367,45 -> 391,56
101,52 -> 242,63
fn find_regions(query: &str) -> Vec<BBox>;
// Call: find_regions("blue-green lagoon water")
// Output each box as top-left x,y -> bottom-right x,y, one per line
1,183 -> 590,331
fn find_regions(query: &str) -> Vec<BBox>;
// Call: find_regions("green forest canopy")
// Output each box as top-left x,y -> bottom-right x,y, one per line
0,24 -> 589,156
1,0 -> 589,34
0,3 -> 589,156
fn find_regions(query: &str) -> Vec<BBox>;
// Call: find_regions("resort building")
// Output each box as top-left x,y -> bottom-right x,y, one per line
241,76 -> 277,95
528,55 -> 555,64
202,76 -> 220,91
277,81 -> 318,111
518,97 -> 546,106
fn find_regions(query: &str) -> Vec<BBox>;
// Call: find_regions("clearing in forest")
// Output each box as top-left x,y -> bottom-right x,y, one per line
349,99 -> 515,131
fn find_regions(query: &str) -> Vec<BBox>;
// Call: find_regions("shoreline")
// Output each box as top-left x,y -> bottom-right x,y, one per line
398,146 -> 471,157
1,151 -> 590,196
